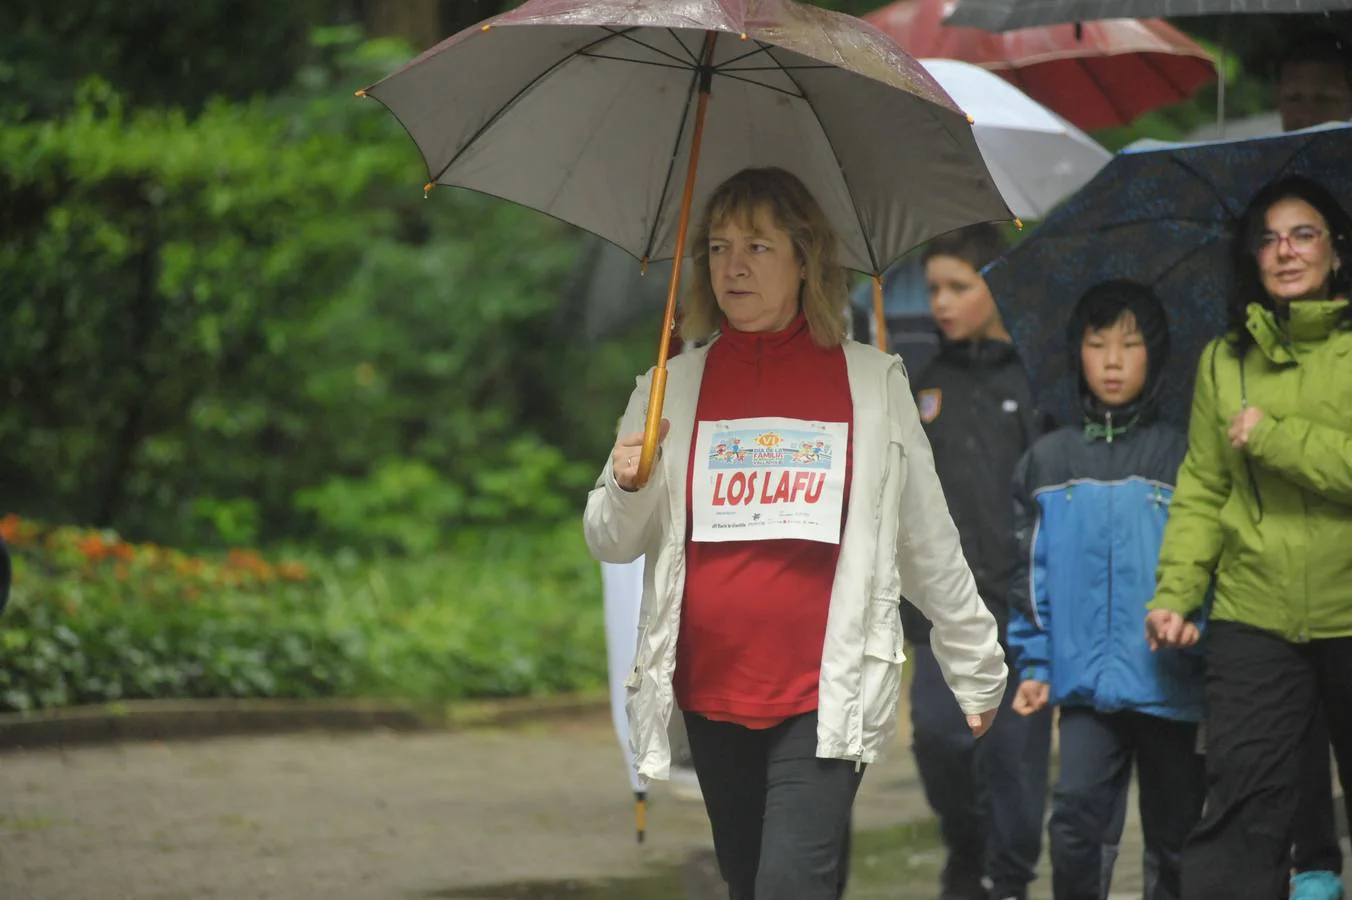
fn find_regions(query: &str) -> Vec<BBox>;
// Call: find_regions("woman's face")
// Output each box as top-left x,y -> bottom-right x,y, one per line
1256,197 -> 1342,304
707,206 -> 802,333
925,254 -> 1003,343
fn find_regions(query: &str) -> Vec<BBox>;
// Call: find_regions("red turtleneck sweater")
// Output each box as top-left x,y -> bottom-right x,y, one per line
674,315 -> 853,728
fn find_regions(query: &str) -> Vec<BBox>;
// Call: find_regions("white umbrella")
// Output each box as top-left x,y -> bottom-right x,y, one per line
601,559 -> 647,840
921,58 -> 1112,221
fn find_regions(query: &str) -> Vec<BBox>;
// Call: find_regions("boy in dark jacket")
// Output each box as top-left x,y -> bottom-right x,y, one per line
905,224 -> 1053,900
1009,281 -> 1206,900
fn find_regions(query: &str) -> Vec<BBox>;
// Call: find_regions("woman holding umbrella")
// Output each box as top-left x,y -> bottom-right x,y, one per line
585,166 -> 1008,900
1147,175 -> 1352,900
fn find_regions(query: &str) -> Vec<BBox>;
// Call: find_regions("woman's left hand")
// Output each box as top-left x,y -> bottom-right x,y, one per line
1228,406 -> 1265,450
966,707 -> 998,739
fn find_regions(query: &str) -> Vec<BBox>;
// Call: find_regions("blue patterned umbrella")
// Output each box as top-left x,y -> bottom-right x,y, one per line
984,122 -> 1352,429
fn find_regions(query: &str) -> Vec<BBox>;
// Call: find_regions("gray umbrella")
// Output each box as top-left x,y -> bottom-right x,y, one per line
944,0 -> 1352,32
360,0 -> 1011,484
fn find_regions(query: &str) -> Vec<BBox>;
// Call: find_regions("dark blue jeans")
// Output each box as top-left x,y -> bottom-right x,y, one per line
910,640 -> 1053,899
1051,707 -> 1205,900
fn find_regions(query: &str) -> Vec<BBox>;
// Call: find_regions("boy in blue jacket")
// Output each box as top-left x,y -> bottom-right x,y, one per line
1008,281 -> 1207,900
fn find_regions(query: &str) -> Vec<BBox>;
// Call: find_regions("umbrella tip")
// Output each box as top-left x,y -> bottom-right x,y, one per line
423,181 -> 435,197
740,32 -> 748,40
1014,217 -> 1024,230
354,89 -> 366,98
966,114 -> 975,125
481,23 -> 491,32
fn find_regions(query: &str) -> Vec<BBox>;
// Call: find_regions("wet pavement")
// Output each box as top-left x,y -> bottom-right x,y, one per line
0,704 -> 1345,899
0,708 -> 929,899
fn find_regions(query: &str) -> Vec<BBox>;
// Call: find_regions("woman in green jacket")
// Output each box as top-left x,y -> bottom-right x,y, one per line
1146,174 -> 1352,900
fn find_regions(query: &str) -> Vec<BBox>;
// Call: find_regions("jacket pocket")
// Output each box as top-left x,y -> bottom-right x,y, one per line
861,597 -> 907,735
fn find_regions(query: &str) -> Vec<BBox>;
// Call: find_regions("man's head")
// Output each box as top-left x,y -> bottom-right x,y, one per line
1068,280 -> 1170,411
1276,31 -> 1352,133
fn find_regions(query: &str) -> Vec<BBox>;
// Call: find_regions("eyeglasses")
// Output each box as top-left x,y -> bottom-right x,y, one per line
1253,225 -> 1327,257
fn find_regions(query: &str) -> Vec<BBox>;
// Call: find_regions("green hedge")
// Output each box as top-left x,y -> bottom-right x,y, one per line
0,515 -> 606,713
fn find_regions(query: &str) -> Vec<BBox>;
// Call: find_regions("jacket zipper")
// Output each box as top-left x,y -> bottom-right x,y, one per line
1238,354 -> 1265,522
1105,453 -> 1114,704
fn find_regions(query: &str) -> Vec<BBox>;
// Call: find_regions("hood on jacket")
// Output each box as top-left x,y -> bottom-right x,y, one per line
1065,280 -> 1171,437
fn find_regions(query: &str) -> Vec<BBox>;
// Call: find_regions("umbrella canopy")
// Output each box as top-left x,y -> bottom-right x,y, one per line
866,0 -> 1216,130
984,122 -> 1352,430
945,0 -> 1352,32
361,0 -> 1010,275
919,58 -> 1111,218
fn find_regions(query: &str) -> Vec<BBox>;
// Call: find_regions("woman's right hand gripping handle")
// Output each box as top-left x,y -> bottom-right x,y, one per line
611,419 -> 671,492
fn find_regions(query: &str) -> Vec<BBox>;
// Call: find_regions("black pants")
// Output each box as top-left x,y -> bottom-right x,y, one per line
1050,708 -> 1205,900
1292,713 -> 1343,874
684,711 -> 862,900
1182,622 -> 1352,900
910,641 -> 1053,899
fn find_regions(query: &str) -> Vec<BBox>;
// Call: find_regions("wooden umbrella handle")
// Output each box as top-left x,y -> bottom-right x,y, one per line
635,367 -> 668,486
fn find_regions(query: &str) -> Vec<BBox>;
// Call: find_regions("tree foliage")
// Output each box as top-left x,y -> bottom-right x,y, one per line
0,24 -> 647,551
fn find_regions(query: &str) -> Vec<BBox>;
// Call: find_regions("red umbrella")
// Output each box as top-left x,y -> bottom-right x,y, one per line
865,0 -> 1217,131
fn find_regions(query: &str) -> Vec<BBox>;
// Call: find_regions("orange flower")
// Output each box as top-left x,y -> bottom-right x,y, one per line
175,557 -> 207,577
78,534 -> 111,563
111,542 -> 135,562
278,561 -> 310,582
0,513 -> 21,544
227,548 -> 259,567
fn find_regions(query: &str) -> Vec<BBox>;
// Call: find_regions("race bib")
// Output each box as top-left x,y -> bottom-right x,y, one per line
690,417 -> 848,544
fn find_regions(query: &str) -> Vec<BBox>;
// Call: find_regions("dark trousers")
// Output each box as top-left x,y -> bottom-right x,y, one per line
1050,707 -> 1205,900
684,710 -> 862,900
910,641 -> 1053,899
1182,622 -> 1352,900
1292,713 -> 1343,874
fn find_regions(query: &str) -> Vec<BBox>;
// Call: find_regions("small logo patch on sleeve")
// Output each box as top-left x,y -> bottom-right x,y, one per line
918,388 -> 942,423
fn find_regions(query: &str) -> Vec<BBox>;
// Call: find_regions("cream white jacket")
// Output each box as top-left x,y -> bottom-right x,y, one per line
583,339 -> 1006,782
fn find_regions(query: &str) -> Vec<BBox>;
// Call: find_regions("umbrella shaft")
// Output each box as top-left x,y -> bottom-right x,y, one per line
636,31 -> 719,488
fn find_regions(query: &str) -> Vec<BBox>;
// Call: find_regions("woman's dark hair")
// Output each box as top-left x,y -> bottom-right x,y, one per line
921,223 -> 1008,273
1228,174 -> 1352,351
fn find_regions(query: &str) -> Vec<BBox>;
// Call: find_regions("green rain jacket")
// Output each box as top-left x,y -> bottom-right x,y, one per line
1151,300 -> 1352,641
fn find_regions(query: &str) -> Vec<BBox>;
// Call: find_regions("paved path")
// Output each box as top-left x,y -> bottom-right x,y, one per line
0,706 -> 1344,899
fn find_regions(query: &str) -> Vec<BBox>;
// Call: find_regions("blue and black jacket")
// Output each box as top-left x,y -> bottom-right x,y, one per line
1007,294 -> 1206,722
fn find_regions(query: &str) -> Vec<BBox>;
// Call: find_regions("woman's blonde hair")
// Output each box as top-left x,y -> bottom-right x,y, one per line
681,167 -> 850,347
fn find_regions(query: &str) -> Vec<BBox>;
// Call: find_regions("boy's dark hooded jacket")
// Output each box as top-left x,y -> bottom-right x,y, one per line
902,338 -> 1046,644
1007,288 -> 1203,721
